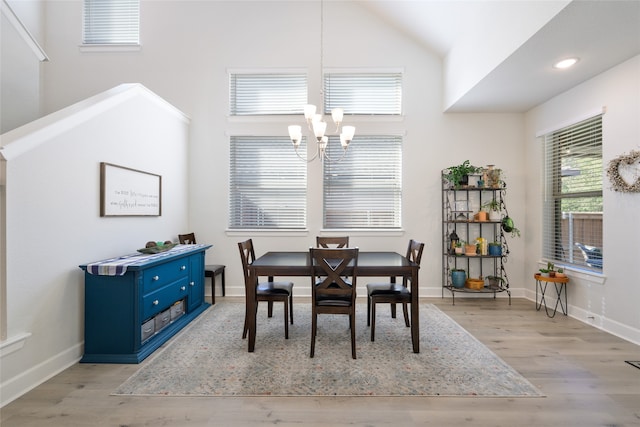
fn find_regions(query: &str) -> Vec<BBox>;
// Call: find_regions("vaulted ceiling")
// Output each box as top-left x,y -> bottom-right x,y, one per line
361,0 -> 640,112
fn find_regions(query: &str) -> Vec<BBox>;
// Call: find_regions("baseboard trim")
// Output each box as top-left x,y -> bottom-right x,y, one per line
0,343 -> 82,408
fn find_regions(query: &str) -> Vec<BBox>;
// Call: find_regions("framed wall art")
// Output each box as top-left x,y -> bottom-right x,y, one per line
100,162 -> 162,216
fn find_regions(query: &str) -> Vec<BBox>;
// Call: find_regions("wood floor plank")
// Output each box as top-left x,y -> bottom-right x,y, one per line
2,297 -> 639,427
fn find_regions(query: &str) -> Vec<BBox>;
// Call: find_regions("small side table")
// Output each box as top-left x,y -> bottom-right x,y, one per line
534,273 -> 569,318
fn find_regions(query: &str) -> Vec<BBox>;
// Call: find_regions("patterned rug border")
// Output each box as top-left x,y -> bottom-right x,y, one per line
112,302 -> 544,398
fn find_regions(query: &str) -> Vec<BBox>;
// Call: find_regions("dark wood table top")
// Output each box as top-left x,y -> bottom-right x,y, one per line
250,251 -> 418,276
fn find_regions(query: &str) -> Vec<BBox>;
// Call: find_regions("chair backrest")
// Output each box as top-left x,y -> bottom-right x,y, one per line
403,239 -> 425,286
309,247 -> 358,302
316,236 -> 349,248
178,233 -> 196,244
237,239 -> 257,286
406,239 -> 425,265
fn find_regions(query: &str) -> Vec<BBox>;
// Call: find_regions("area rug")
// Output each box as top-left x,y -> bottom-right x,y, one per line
113,302 -> 543,397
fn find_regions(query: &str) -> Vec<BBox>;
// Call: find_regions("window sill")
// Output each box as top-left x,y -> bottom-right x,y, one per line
0,332 -> 32,359
79,44 -> 141,53
226,229 -> 309,237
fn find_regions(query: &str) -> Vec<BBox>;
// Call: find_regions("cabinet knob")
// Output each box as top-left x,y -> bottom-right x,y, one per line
189,281 -> 195,286
180,265 -> 186,270
153,275 -> 159,281
181,286 -> 186,291
153,300 -> 159,306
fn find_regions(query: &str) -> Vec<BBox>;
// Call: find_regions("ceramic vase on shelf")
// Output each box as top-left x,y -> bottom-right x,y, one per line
451,270 -> 466,288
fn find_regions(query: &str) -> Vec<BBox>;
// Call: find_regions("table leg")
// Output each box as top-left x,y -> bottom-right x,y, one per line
411,269 -> 420,353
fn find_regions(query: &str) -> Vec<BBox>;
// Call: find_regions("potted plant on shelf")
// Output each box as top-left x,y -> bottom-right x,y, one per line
451,269 -> 466,288
482,199 -> 502,221
485,275 -> 505,290
555,267 -> 566,278
454,241 -> 464,255
538,268 -> 550,277
488,242 -> 502,256
443,160 -> 482,189
501,216 -> 521,238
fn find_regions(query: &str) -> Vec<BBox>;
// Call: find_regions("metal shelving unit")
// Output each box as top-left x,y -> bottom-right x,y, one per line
441,170 -> 511,305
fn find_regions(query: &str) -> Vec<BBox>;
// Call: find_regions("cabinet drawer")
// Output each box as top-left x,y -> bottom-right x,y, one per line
143,259 -> 190,293
141,318 -> 155,342
154,309 -> 172,332
170,300 -> 185,320
142,277 -> 189,319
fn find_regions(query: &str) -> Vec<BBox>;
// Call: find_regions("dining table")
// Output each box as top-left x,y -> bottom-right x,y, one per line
246,251 -> 421,353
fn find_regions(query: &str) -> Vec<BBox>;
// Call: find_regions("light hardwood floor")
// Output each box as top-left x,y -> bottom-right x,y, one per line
2,297 -> 639,427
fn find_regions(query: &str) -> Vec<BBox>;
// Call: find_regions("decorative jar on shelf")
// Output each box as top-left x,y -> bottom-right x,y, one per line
488,243 -> 502,256
451,269 -> 466,288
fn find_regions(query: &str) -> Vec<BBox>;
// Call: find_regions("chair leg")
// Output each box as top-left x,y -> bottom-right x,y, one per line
221,269 -> 226,296
211,274 -> 216,305
283,299 -> 289,339
367,295 -> 371,326
390,303 -> 397,318
267,301 -> 274,317
350,312 -> 357,359
310,313 -> 317,358
402,302 -> 410,327
242,302 -> 257,339
289,294 -> 294,324
371,300 -> 376,342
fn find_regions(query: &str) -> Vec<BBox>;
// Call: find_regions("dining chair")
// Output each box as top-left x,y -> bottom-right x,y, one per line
316,236 -> 350,248
309,247 -> 359,359
366,239 -> 424,341
238,239 -> 294,339
178,232 -> 225,305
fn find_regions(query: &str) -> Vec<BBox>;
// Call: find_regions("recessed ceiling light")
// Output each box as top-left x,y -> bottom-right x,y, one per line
554,58 -> 579,69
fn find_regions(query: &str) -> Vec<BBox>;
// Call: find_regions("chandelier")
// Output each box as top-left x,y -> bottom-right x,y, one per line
287,0 -> 355,163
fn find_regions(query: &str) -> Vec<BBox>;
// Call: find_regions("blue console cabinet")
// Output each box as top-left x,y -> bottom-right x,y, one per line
79,244 -> 211,363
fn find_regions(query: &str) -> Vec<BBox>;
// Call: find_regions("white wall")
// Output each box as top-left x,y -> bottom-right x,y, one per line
524,55 -> 640,344
0,0 -> 46,133
39,0 -> 526,299
0,84 -> 190,406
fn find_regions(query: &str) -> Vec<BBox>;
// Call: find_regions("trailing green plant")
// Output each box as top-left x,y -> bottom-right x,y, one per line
443,160 -> 482,188
501,216 -> 521,238
481,199 -> 501,212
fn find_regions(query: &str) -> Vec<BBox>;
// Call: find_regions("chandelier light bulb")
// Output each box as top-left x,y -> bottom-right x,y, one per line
304,104 -> 317,120
312,119 -> 327,140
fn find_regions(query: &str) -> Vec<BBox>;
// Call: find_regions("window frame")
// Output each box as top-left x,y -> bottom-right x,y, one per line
542,114 -> 604,272
322,134 -> 403,230
228,135 -> 308,231
81,0 -> 140,48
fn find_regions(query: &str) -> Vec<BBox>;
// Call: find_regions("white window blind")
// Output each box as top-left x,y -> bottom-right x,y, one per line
324,73 -> 402,115
229,74 -> 307,115
323,135 -> 402,229
229,136 -> 307,229
83,0 -> 139,45
543,115 -> 603,271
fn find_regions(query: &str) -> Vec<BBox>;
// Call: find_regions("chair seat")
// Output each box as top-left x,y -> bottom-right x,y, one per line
316,299 -> 352,307
367,283 -> 411,296
257,281 -> 293,295
205,264 -> 225,275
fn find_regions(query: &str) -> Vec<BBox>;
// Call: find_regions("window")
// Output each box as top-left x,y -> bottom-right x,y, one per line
227,71 -> 404,231
229,136 -> 307,229
229,73 -> 307,115
83,0 -> 140,45
324,72 -> 402,115
542,114 -> 603,271
323,135 -> 402,229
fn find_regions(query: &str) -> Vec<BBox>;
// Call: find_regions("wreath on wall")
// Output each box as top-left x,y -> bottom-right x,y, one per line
606,149 -> 640,193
